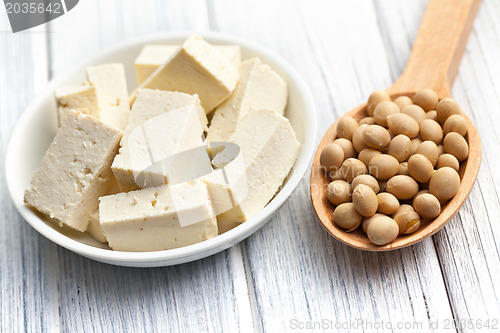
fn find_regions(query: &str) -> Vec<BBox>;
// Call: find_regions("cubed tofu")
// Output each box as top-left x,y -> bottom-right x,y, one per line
199,143 -> 249,234
86,175 -> 122,243
212,109 -> 300,232
134,45 -> 179,85
86,63 -> 130,130
131,35 -> 239,112
111,89 -> 208,191
120,108 -> 300,234
24,110 -> 123,232
207,57 -> 288,142
134,44 -> 242,85
99,181 -> 218,251
55,84 -> 99,124
88,210 -> 107,243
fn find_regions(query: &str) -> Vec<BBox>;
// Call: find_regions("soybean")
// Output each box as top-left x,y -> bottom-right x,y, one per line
443,132 -> 469,161
352,184 -> 378,217
408,154 -> 434,183
414,89 -> 438,111
436,97 -> 460,124
402,104 -> 427,124
367,90 -> 390,116
369,154 -> 400,180
420,119 -> 443,144
373,101 -> 400,127
386,175 -> 419,200
429,167 -> 460,201
409,137 -> 423,156
358,148 -> 382,166
394,96 -> 413,110
320,143 -> 344,173
437,153 -> 460,172
363,125 -> 391,149
387,113 -> 420,138
413,193 -> 441,219
388,134 -> 411,162
352,174 -> 380,194
366,215 -> 399,245
359,117 -> 376,125
398,162 -> 409,175
426,110 -> 438,121
333,203 -> 363,231
377,192 -> 400,215
340,158 -> 368,183
413,190 -> 430,203
393,209 -> 421,234
392,204 -> 415,216
443,114 -> 467,137
333,138 -> 357,159
416,141 -> 439,167
337,116 -> 359,141
326,180 -> 351,206
362,213 -> 384,233
352,124 -> 369,153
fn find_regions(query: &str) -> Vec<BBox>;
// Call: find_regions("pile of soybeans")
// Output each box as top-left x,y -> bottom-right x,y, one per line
320,89 -> 469,245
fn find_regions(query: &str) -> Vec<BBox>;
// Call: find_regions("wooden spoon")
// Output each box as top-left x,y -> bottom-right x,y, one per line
310,0 -> 482,251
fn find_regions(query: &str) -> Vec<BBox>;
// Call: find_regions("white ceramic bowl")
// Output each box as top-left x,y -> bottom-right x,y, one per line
5,32 -> 317,267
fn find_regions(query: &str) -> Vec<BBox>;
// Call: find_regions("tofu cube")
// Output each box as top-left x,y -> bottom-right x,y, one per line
86,63 -> 130,130
134,45 -> 180,85
122,108 -> 300,234
55,84 -> 99,124
207,57 -> 288,142
86,175 -> 122,243
88,210 -> 106,243
111,89 -> 208,191
199,143 -> 249,234
212,109 -> 300,232
24,110 -> 123,232
99,181 -> 218,251
131,35 -> 239,112
134,44 -> 242,85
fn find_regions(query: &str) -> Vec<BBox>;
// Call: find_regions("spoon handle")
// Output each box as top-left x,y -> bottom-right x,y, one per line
388,0 -> 481,98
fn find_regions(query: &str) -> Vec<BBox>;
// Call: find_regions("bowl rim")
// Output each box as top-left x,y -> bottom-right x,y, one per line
5,31 -> 317,265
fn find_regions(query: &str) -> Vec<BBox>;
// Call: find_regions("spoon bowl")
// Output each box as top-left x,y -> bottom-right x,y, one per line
310,92 -> 481,251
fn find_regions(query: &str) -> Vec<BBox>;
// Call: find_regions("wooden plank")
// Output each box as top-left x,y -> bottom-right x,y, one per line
54,247 -> 248,332
46,1 -> 251,331
210,0 -> 455,330
0,18 -> 60,333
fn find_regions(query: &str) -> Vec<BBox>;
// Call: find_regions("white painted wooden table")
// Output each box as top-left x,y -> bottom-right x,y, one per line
1,0 -> 500,332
